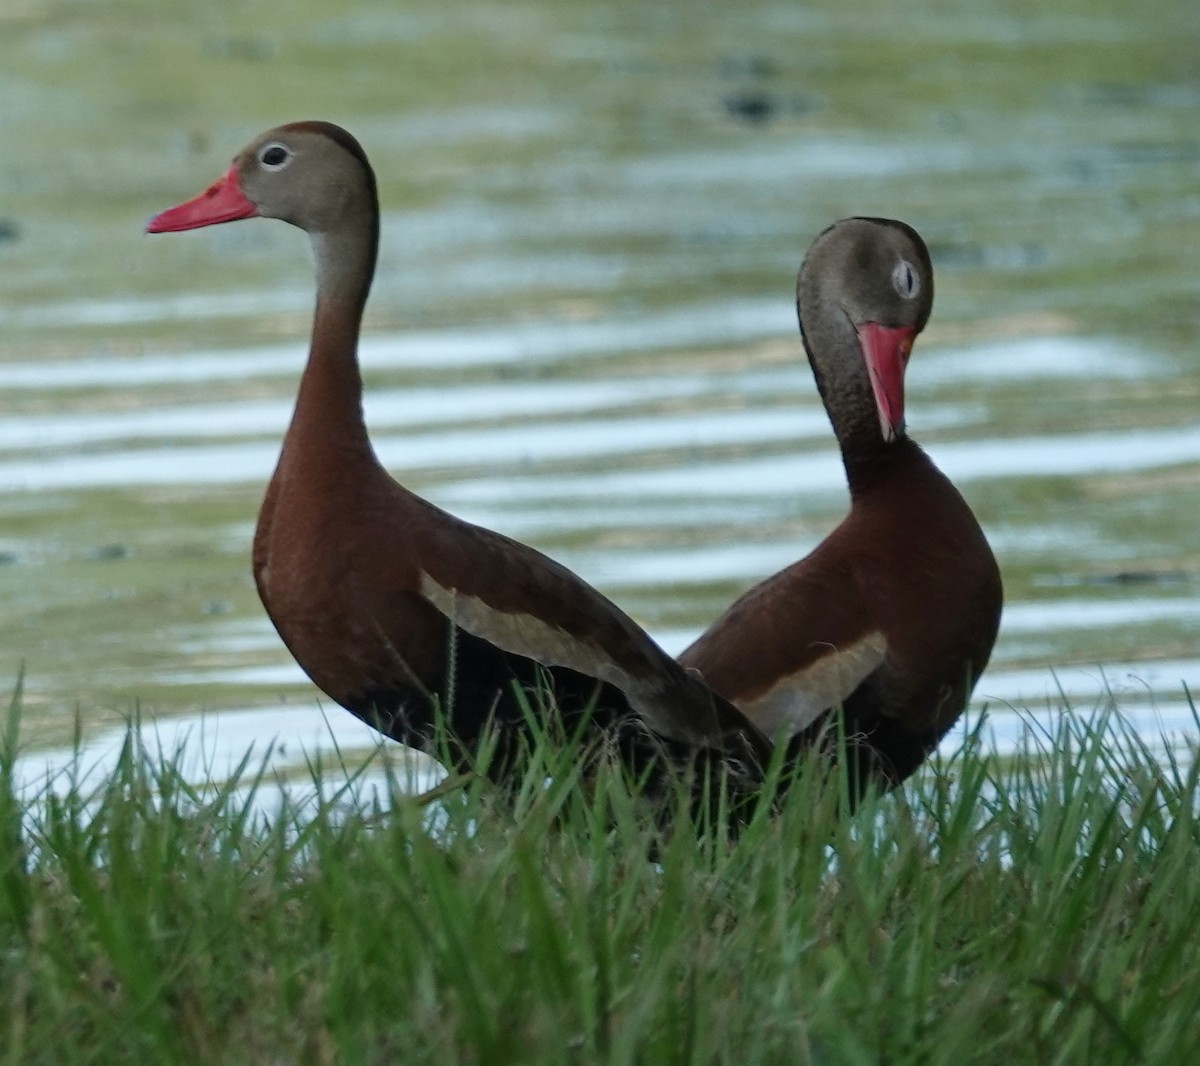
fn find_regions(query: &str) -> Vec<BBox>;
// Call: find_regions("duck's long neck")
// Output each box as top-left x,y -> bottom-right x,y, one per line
803,320 -> 905,498
827,386 -> 906,497
287,216 -> 380,466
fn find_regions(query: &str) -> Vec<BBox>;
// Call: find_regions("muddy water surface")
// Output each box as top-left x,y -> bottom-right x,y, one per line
2,0 -> 1198,790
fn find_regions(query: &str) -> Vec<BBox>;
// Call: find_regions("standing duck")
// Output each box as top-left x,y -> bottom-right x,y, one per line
678,217 -> 1002,803
147,121 -> 770,795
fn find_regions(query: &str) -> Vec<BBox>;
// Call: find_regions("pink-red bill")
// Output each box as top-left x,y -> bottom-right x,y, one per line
855,321 -> 915,442
146,166 -> 258,234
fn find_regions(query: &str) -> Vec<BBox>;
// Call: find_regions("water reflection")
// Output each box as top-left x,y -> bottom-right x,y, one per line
0,297 -> 789,378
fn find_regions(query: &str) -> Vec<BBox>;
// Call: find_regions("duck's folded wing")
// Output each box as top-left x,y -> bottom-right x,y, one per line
678,564 -> 886,743
415,518 -> 772,763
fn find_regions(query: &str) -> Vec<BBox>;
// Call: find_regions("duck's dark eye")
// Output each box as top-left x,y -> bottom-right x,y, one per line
892,259 -> 919,299
259,144 -> 291,169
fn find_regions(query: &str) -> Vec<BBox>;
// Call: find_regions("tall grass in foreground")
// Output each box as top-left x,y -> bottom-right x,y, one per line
0,685 -> 1197,1065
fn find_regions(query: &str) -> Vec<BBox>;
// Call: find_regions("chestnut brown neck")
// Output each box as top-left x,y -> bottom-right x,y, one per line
285,211 -> 381,472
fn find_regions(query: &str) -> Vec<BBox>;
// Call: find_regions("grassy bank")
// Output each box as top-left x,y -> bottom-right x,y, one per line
1,687 -> 1197,1064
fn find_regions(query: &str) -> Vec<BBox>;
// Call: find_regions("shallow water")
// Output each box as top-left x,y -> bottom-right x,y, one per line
1,0 -> 1198,785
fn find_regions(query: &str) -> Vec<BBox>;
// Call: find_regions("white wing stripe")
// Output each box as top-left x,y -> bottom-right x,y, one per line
741,632 -> 887,742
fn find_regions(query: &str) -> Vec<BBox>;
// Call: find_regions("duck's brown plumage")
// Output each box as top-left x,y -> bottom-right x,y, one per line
679,217 -> 1002,802
148,121 -> 771,796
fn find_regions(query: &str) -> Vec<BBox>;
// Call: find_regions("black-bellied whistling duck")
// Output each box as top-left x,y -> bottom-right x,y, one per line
679,217 -> 1002,803
145,121 -> 771,801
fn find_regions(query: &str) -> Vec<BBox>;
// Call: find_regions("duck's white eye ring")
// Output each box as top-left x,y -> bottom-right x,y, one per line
892,259 -> 919,299
259,143 -> 292,170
